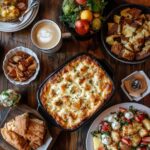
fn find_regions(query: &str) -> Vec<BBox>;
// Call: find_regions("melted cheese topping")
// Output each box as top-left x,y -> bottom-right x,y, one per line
40,55 -> 113,129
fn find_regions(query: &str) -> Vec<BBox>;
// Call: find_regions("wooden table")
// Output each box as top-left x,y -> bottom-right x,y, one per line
0,0 -> 150,150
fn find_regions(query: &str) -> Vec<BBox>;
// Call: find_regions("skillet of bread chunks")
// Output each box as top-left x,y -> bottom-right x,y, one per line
0,0 -> 27,22
0,113 -> 47,150
106,8 -> 150,61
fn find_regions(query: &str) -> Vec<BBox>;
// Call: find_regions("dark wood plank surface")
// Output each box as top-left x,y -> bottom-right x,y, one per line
0,0 -> 150,150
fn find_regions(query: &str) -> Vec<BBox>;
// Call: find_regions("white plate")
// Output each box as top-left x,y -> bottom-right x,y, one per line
86,102 -> 150,150
0,0 -> 39,32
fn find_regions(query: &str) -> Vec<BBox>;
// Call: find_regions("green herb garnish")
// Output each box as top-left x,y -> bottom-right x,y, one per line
87,0 -> 107,12
61,0 -> 81,28
91,130 -> 100,137
129,106 -> 137,114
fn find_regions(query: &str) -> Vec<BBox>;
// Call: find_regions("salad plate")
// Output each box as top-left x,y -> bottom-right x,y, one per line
86,102 -> 150,150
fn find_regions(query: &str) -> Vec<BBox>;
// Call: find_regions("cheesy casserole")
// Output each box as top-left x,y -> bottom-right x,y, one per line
40,55 -> 113,129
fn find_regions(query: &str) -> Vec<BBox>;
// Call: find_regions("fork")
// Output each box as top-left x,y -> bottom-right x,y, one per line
19,0 -> 40,22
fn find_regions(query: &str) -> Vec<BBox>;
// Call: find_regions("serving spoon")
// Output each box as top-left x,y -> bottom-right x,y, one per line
19,0 -> 40,22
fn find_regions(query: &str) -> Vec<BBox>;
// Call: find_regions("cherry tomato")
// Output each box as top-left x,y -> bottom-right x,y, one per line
101,122 -> 110,132
76,0 -> 86,5
135,113 -> 145,122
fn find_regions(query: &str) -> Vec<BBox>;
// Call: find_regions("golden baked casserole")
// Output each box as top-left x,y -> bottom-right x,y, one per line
40,55 -> 113,129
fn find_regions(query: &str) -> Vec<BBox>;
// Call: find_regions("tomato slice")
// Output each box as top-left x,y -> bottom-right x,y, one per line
121,138 -> 132,146
101,122 -> 110,132
142,136 -> 150,143
135,113 -> 145,122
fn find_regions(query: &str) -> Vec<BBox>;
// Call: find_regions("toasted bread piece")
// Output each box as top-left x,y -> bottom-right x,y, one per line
108,23 -> 119,35
113,15 -> 121,24
111,42 -> 123,56
136,44 -> 150,60
4,113 -> 29,138
1,128 -> 30,150
128,8 -> 142,19
25,118 -> 46,149
121,49 -> 135,60
14,113 -> 29,137
122,24 -> 136,37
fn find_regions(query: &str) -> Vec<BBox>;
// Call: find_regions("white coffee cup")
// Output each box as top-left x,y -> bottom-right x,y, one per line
31,19 -> 62,54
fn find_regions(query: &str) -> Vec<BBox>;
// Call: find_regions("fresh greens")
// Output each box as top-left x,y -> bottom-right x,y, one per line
91,130 -> 100,137
0,89 -> 21,107
129,105 -> 137,114
61,0 -> 81,28
87,0 -> 107,12
61,0 -> 106,29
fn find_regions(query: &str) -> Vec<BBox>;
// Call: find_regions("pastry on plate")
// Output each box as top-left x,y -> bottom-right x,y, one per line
4,113 -> 29,137
0,112 -> 47,150
26,118 -> 46,149
1,128 -> 30,150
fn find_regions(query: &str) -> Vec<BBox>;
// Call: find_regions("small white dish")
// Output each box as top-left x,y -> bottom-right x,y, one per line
3,46 -> 40,86
121,70 -> 150,101
86,103 -> 150,150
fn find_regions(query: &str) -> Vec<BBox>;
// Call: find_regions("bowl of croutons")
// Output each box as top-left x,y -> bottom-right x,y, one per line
101,4 -> 150,64
3,46 -> 40,85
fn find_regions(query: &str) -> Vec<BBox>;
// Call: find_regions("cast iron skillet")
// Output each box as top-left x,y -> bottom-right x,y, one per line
36,53 -> 115,132
101,4 -> 150,64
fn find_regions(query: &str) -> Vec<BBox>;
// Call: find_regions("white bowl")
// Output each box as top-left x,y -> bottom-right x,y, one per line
3,46 -> 40,85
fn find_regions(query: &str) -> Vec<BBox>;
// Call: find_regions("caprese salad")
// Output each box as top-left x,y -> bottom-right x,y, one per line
91,106 -> 150,150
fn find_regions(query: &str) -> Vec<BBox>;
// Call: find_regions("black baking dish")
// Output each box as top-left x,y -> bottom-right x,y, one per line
101,4 -> 150,64
37,53 -> 115,132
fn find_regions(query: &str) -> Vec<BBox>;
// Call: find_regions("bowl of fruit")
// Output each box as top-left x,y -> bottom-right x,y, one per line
61,0 -> 107,40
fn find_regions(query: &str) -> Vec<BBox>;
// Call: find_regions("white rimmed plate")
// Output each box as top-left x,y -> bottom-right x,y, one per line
86,102 -> 150,150
0,0 -> 39,32
3,46 -> 40,86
